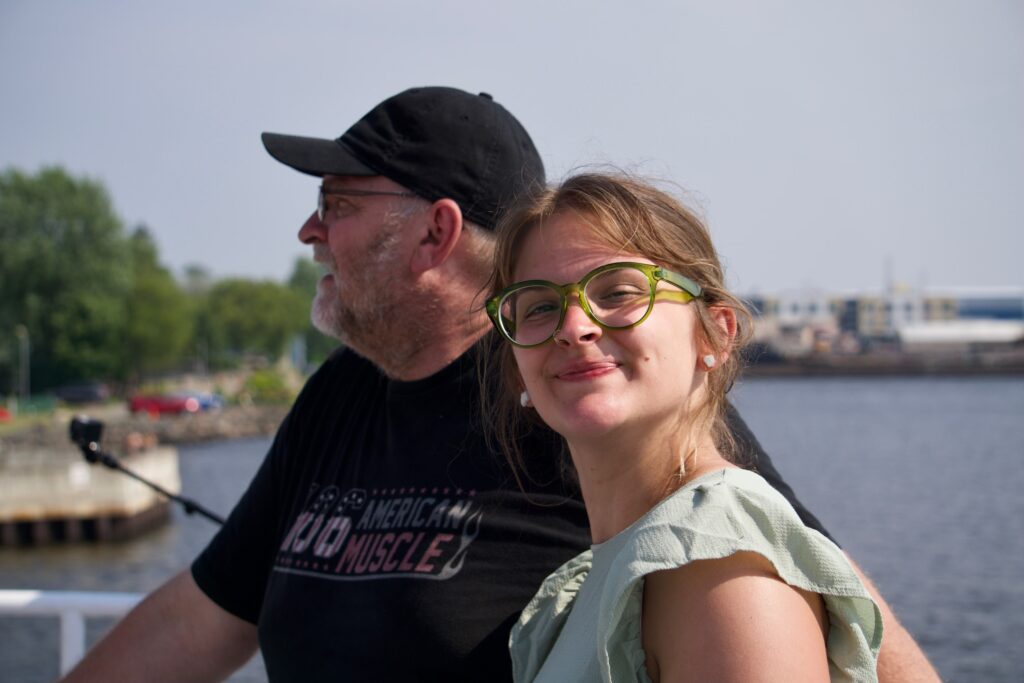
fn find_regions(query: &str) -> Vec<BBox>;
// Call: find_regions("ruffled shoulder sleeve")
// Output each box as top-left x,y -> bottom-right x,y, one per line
509,550 -> 592,683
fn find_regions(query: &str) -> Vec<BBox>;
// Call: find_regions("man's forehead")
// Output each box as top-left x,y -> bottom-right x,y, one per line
322,174 -> 409,193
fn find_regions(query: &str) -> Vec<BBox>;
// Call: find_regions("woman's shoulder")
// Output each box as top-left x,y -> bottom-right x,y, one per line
653,466 -> 795,524
611,467 -> 882,682
642,549 -> 833,682
622,468 -> 851,586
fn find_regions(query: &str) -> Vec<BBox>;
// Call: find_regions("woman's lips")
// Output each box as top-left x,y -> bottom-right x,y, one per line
554,360 -> 620,381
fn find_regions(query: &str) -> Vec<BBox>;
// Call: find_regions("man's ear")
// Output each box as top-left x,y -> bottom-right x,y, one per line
410,199 -> 463,274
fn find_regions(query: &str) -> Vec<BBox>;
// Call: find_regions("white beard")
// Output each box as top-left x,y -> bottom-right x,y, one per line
308,211 -> 408,359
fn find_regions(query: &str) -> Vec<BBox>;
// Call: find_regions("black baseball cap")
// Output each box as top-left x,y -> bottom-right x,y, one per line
261,86 -> 545,230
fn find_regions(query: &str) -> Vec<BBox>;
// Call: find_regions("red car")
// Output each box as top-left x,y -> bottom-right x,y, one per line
129,393 -> 201,416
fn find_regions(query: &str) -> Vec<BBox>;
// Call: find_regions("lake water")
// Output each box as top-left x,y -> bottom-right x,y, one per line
731,376 -> 1024,683
2,376 -> 1022,682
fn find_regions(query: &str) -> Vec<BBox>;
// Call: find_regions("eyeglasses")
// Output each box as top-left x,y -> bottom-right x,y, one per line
486,262 -> 702,348
317,185 -> 418,222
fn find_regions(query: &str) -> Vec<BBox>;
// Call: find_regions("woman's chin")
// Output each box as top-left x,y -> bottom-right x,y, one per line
541,398 -> 629,442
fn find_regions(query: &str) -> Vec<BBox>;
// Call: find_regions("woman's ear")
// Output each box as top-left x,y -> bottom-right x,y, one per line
514,370 -> 534,407
704,305 -> 738,364
410,199 -> 463,274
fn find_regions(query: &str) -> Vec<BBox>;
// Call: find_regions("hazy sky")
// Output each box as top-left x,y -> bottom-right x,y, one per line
2,0 -> 1021,294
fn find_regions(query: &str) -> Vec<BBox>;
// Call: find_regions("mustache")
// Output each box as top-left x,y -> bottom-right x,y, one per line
312,245 -> 337,274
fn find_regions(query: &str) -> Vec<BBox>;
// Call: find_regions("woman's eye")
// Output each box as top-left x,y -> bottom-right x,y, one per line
523,301 -> 559,321
594,284 -> 646,305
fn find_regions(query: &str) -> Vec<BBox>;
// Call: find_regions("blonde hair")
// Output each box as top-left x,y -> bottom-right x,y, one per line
480,172 -> 752,486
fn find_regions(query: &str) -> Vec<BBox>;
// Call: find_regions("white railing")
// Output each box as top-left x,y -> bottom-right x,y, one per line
0,589 -> 142,675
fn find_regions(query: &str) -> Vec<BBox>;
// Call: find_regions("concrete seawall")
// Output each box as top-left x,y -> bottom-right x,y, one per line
0,446 -> 179,545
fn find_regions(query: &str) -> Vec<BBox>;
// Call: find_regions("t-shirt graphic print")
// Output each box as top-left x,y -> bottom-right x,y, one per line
275,484 -> 483,580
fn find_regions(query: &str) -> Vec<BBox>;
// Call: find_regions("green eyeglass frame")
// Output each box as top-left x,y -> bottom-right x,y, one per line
486,261 -> 703,348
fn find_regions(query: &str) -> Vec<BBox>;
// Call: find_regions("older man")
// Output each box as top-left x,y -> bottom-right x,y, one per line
63,87 -> 937,682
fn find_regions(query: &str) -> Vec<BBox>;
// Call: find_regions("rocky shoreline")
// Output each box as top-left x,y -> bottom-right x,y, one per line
742,347 -> 1024,377
0,404 -> 290,455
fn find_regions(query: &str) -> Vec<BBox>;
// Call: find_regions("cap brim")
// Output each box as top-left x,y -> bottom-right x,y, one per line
261,132 -> 377,178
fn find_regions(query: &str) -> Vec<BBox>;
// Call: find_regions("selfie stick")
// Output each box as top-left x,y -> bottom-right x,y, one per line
69,416 -> 226,526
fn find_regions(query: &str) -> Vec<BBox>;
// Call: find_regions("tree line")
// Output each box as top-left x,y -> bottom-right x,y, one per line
0,166 -> 338,395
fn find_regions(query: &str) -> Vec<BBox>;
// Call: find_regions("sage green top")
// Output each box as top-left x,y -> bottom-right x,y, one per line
510,468 -> 882,682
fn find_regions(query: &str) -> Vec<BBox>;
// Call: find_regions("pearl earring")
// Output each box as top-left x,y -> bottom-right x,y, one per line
520,391 -> 532,408
703,354 -> 717,369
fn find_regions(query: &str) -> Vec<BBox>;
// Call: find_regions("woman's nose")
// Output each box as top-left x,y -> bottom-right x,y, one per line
554,300 -> 602,346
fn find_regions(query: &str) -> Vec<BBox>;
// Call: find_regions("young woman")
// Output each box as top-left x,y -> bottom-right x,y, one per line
483,173 -> 882,682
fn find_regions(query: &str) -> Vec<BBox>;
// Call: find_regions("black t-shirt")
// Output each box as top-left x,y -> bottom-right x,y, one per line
192,346 -> 828,682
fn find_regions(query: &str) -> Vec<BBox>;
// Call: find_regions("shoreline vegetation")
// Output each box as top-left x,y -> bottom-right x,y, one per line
0,404 -> 290,454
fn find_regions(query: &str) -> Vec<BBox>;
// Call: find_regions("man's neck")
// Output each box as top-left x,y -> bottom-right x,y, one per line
364,312 -> 491,382
352,255 -> 495,381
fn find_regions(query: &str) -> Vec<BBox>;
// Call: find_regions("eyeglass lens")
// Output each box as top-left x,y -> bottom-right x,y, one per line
498,266 -> 653,345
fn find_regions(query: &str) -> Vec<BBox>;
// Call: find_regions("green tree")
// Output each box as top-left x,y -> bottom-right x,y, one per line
287,256 -> 340,367
182,263 -> 214,296
123,227 -> 194,382
0,167 -> 131,390
181,263 -> 215,372
203,278 -> 308,367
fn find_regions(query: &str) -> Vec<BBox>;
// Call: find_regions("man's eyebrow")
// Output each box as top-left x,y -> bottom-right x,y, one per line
321,187 -> 361,202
